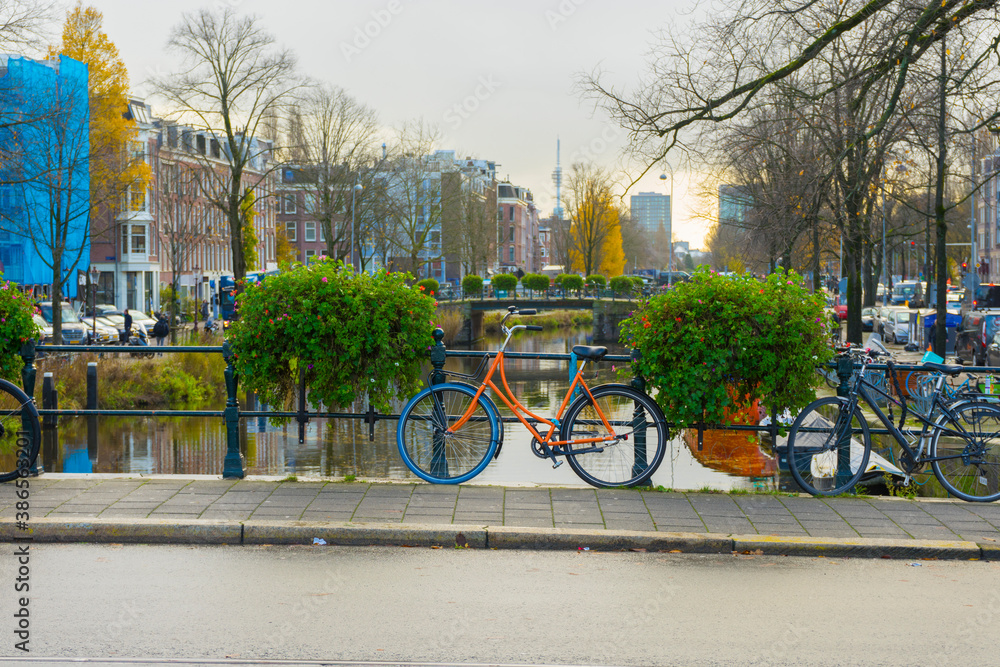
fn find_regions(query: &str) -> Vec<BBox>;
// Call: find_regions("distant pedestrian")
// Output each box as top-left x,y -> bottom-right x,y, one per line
121,309 -> 132,344
153,313 -> 169,346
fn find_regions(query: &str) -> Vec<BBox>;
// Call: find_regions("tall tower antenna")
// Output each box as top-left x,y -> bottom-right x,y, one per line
551,138 -> 564,218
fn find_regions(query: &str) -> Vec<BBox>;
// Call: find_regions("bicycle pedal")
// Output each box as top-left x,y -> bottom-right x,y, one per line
551,460 -> 563,469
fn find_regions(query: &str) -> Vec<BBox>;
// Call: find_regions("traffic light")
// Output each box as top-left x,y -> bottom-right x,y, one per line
962,261 -> 968,276
910,241 -> 916,247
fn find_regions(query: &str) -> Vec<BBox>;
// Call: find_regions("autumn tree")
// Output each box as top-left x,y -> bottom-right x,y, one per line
60,4 -> 149,221
445,170 -> 496,277
565,163 -> 624,276
154,7 -> 299,283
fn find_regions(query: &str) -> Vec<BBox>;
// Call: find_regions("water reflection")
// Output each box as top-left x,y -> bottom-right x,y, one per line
44,328 -> 777,491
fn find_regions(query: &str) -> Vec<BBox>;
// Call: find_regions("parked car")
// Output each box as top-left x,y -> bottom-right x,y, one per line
833,295 -> 848,321
874,306 -> 902,341
77,316 -> 117,345
860,307 -> 877,332
973,283 -> 1000,310
890,281 -> 926,307
881,309 -> 915,345
37,301 -> 88,344
956,310 -> 1000,366
984,331 -> 1000,367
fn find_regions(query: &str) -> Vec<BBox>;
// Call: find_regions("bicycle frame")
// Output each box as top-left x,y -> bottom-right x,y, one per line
447,314 -> 619,452
849,360 -> 978,470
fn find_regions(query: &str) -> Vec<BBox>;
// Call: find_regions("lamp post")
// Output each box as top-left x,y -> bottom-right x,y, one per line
89,266 -> 99,342
351,181 -> 364,272
659,168 -> 674,287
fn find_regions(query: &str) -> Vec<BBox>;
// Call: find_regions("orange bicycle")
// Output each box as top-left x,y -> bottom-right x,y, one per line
396,307 -> 667,487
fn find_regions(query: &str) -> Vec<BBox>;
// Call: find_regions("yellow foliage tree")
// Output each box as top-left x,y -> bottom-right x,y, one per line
598,210 -> 626,277
566,163 -> 625,276
59,3 -> 149,215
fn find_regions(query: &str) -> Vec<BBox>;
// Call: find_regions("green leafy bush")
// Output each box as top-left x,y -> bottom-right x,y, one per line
621,268 -> 833,429
609,276 -> 635,294
586,274 -> 607,288
0,281 -> 39,382
557,273 -> 584,294
522,273 -> 550,295
228,260 -> 436,413
630,276 -> 644,290
493,273 -> 518,294
416,278 -> 439,297
462,274 -> 483,297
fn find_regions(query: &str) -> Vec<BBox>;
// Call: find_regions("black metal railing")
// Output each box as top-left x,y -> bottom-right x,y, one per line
21,333 -> 986,480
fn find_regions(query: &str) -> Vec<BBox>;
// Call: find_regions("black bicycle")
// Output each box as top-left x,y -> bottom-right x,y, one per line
0,378 -> 40,483
786,342 -> 1000,501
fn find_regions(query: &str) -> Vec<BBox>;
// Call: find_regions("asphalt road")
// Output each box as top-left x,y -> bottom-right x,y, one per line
1,545 -> 998,666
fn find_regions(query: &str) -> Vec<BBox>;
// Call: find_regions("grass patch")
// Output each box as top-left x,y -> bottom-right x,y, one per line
483,309 -> 594,335
35,349 -> 228,410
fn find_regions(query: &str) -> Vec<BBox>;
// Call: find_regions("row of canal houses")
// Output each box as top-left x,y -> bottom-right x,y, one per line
0,53 -> 554,317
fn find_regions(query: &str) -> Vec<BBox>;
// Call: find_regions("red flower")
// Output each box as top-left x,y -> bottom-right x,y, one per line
675,317 -> 682,322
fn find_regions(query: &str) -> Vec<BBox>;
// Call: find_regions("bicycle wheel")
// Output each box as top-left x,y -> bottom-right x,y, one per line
396,383 -> 499,484
560,384 -> 667,488
786,396 -> 871,496
0,379 -> 41,483
930,401 -> 1000,502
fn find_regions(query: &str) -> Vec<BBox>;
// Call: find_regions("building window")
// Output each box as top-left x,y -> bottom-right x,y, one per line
285,221 -> 296,242
541,247 -> 547,258
509,206 -> 515,222
284,194 -> 296,214
509,246 -> 514,262
305,221 -> 316,242
509,225 -> 514,242
319,224 -> 325,243
305,249 -> 316,263
130,187 -> 146,212
131,225 -> 146,254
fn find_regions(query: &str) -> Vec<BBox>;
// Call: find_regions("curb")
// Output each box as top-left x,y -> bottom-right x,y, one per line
731,534 -> 982,560
0,518 -> 993,559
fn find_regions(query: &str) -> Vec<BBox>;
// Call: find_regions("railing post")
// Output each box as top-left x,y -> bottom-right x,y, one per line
630,348 -> 649,480
19,340 -> 35,399
429,327 -> 448,478
222,341 -> 245,479
430,328 -> 447,386
835,355 -> 854,489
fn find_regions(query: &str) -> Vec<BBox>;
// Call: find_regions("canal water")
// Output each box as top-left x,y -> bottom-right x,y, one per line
41,328 -> 777,491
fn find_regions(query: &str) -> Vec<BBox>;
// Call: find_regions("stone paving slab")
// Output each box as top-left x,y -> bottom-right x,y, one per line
0,476 -> 999,558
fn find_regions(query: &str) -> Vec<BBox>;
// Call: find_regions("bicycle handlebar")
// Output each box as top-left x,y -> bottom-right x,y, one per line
526,325 -> 543,331
518,309 -> 537,315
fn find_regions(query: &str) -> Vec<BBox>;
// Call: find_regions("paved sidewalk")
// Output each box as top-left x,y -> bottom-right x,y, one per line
2,476 -> 999,559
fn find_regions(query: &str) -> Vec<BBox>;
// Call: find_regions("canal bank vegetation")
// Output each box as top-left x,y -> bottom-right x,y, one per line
483,309 -> 594,335
36,351 -> 228,410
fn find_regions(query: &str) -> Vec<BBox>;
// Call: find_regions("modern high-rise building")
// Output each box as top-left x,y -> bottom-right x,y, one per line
719,184 -> 752,225
629,192 -> 671,238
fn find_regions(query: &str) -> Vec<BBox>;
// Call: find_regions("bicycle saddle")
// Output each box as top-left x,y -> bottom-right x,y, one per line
572,345 -> 608,361
923,362 -> 965,376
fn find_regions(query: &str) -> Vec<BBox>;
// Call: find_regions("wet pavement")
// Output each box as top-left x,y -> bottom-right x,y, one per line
1,476 -> 999,560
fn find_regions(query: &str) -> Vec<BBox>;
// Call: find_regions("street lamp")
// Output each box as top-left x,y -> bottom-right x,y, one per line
88,265 -> 100,343
351,182 -> 364,272
659,168 -> 674,287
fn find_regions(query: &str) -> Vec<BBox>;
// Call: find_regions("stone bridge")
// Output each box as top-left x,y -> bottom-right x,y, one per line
435,298 -> 637,344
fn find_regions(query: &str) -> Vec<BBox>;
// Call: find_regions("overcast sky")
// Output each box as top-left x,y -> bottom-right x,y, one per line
81,0 -> 709,246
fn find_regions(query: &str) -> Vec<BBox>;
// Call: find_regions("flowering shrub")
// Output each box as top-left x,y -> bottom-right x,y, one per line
416,278 -> 439,296
227,260 -> 436,413
621,268 -> 833,429
0,281 -> 38,382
